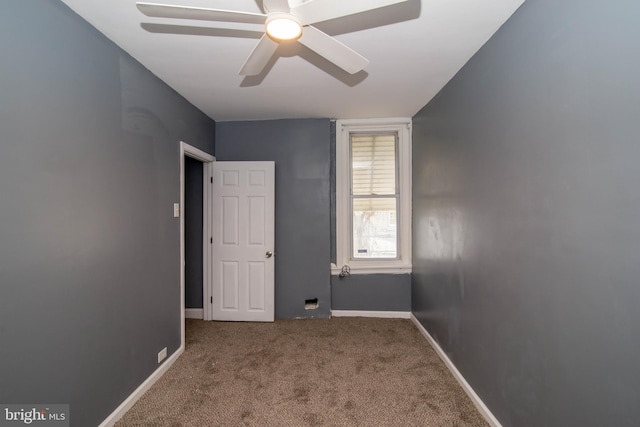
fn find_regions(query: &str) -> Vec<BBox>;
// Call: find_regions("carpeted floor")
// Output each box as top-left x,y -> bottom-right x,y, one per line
116,317 -> 488,426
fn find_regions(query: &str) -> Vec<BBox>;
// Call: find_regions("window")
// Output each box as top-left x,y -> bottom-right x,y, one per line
335,118 -> 411,274
351,133 -> 398,259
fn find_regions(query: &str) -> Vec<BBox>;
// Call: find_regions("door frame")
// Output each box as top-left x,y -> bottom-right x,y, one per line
180,141 -> 214,348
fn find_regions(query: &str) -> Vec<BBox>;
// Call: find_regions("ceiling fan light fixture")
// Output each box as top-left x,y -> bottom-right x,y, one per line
265,14 -> 302,41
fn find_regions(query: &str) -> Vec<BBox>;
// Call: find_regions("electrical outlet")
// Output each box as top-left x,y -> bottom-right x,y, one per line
173,203 -> 180,218
158,347 -> 167,364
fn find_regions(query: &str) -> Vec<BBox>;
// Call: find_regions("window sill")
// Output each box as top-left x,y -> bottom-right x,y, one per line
330,263 -> 412,275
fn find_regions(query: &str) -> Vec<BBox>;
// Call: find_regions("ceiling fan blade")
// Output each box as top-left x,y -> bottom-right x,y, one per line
239,34 -> 280,76
292,0 -> 409,25
136,3 -> 266,25
298,26 -> 369,74
262,0 -> 291,14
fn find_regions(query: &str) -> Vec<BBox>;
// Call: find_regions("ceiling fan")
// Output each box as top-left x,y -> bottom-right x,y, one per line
136,0 -> 408,76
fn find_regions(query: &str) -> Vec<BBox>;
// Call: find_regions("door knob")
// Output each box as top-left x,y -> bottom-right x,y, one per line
266,251 -> 273,258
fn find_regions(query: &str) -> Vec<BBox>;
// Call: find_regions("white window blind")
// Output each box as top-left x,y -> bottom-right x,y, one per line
350,133 -> 399,259
351,133 -> 397,198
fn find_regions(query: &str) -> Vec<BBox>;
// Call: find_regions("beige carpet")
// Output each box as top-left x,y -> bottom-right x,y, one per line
116,317 -> 488,426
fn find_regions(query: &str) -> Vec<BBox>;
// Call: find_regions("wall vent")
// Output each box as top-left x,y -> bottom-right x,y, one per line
305,298 -> 319,310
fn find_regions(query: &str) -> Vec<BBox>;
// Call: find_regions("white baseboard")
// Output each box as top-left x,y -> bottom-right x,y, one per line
410,314 -> 502,427
98,346 -> 184,427
331,310 -> 411,319
185,308 -> 204,319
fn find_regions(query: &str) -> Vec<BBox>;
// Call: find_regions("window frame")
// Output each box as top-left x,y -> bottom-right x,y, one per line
334,118 -> 412,275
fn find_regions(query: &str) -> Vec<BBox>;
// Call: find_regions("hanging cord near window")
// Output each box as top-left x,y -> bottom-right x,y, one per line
338,265 -> 351,279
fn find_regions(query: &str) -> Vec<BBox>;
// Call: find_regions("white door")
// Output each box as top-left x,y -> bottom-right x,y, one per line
211,161 -> 275,322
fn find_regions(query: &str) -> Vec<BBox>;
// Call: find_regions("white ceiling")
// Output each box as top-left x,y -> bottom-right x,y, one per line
60,0 -> 524,121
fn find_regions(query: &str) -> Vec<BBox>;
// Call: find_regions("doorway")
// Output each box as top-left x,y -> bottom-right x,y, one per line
184,156 -> 204,319
180,141 -> 214,349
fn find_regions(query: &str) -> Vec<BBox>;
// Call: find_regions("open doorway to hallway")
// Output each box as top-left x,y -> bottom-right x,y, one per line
179,141 -> 214,348
184,156 -> 204,319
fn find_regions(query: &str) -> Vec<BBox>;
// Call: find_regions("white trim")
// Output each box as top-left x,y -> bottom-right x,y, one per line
331,310 -> 411,319
98,347 -> 183,427
410,314 -> 503,427
202,160 -> 214,321
335,118 -> 412,273
181,142 -> 214,163
185,308 -> 204,319
330,264 -> 412,275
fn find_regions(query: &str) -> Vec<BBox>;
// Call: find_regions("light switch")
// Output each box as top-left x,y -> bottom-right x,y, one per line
173,203 -> 180,217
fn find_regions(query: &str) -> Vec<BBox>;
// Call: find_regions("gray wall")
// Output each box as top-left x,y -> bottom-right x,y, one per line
185,156 -> 204,309
331,274 -> 411,311
215,119 -> 331,319
411,0 -> 640,426
0,1 -> 215,426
